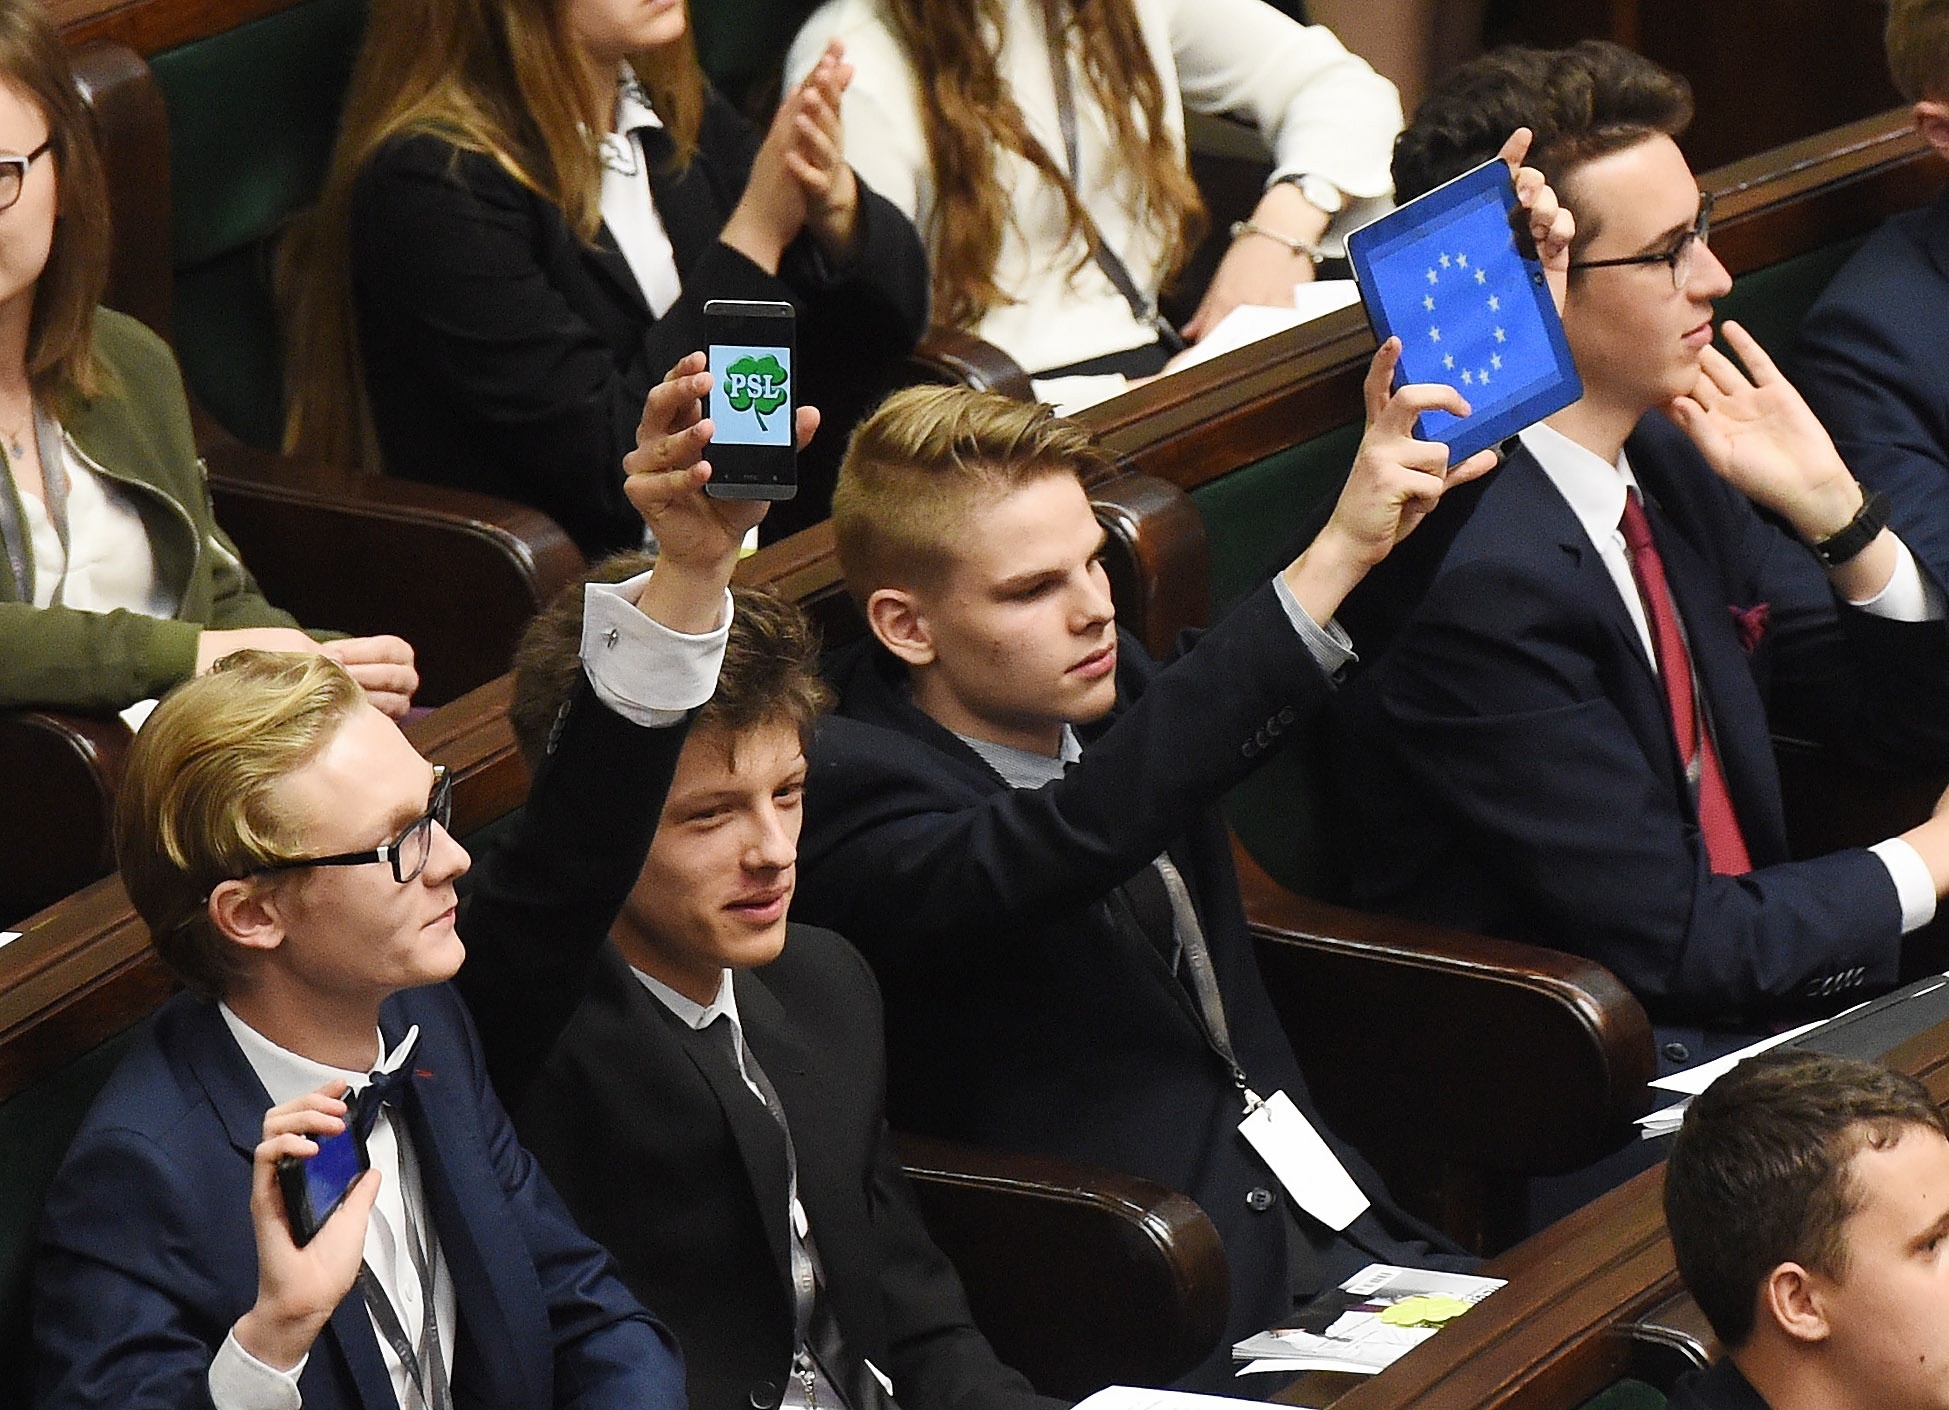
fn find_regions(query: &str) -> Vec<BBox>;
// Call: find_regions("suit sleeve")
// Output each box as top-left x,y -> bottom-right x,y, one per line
1370,545 -> 1907,1012
799,583 -> 1329,974
453,681 -> 691,1105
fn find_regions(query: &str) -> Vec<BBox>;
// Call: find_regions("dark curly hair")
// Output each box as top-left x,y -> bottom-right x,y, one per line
1392,40 -> 1693,258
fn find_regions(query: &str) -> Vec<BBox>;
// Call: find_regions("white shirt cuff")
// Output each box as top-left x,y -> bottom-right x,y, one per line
580,571 -> 732,729
1845,536 -> 1944,621
1870,837 -> 1939,934
209,1327 -> 306,1410
1272,571 -> 1357,676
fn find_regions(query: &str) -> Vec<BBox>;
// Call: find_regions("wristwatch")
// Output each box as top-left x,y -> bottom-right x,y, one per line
1811,487 -> 1890,567
1273,172 -> 1346,218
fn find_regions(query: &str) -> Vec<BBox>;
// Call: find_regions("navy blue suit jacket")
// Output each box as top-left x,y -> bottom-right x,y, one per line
798,582 -> 1463,1393
1333,415 -> 1949,1037
1796,189 -> 1949,588
31,986 -> 682,1410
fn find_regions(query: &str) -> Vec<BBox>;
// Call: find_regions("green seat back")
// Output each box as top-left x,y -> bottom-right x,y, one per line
1191,422 -> 1362,899
0,1027 -> 146,1390
693,0 -> 814,110
1715,235 -> 1868,366
152,0 -> 369,449
1576,1376 -> 1669,1410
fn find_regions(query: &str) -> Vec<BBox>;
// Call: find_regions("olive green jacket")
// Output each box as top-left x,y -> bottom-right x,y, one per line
0,309 -> 310,711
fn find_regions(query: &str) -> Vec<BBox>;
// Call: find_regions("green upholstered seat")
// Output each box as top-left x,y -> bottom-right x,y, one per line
1716,236 -> 1868,365
693,0 -> 817,111
1191,421 -> 1361,899
0,1027 -> 145,1391
1577,1376 -> 1670,1410
151,0 -> 369,449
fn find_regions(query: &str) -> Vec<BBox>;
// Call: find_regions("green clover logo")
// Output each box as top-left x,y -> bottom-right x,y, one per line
724,354 -> 789,431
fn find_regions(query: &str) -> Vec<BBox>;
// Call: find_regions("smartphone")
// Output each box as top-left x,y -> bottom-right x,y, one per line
276,1122 -> 370,1247
703,298 -> 798,500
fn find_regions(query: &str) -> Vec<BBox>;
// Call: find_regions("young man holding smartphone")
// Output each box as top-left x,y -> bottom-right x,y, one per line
32,357 -> 788,1410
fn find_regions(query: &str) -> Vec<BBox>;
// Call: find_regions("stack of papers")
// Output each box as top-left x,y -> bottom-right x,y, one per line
1635,1017 -> 1833,1139
1232,1264 -> 1505,1376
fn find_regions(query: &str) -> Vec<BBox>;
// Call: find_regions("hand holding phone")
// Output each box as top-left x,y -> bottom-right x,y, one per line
702,299 -> 798,501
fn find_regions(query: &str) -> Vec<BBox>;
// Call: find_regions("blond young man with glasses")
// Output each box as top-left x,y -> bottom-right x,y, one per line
1331,41 -> 1949,1094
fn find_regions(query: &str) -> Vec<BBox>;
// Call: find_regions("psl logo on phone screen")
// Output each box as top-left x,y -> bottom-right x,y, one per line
710,344 -> 793,446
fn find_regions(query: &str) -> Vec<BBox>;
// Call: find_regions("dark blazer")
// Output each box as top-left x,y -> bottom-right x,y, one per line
1332,415 -> 1949,1042
350,89 -> 931,556
31,986 -> 681,1410
1666,1358 -> 1773,1410
505,925 -> 1059,1410
797,581 -> 1464,1394
1796,189 -> 1949,588
33,678 -> 691,1410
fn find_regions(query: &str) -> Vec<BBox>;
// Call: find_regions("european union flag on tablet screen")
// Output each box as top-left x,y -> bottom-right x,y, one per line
1348,158 -> 1581,462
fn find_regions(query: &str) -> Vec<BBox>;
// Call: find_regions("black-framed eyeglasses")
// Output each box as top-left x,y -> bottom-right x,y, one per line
0,139 -> 52,215
1568,191 -> 1715,293
256,766 -> 453,885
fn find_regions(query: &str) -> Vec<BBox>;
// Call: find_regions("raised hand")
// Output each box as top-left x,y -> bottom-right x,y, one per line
232,1082 -> 379,1373
786,40 -> 860,259
1282,337 -> 1499,624
622,354 -> 820,634
1497,128 -> 1574,314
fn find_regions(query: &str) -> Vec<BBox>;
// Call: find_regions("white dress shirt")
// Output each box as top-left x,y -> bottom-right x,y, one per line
205,563 -> 731,1408
598,68 -> 683,320
1518,421 -> 1941,931
786,0 -> 1400,374
20,431 -> 173,617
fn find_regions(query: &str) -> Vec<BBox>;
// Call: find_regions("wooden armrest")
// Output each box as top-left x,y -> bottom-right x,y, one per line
1236,843 -> 1653,1184
907,327 -> 1033,401
893,1131 -> 1228,1399
1089,471 -> 1212,660
0,711 -> 134,927
203,441 -> 585,707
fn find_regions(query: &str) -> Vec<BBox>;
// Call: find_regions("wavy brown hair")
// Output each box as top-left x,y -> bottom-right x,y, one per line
280,0 -> 705,466
0,0 -> 108,407
883,0 -> 1205,331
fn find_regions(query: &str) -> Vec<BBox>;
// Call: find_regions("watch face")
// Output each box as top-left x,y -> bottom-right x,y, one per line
1294,175 -> 1345,216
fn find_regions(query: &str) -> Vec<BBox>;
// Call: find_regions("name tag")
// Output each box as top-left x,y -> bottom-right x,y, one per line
1238,1088 -> 1372,1231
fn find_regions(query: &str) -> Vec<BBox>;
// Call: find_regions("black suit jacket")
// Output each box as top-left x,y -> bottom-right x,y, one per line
1666,1358 -> 1773,1410
350,90 -> 930,556
1333,415 -> 1949,1043
797,582 -> 1463,1393
506,926 -> 1058,1410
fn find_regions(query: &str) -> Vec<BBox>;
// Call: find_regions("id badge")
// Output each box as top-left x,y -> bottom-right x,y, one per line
1238,1088 -> 1372,1231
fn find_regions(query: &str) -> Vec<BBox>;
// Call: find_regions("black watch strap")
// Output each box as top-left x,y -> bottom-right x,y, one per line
1812,487 -> 1891,568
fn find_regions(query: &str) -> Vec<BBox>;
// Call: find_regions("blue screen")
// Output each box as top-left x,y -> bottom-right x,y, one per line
304,1127 -> 363,1218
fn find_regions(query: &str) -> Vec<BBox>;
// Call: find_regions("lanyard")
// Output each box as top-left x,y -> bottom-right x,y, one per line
356,1127 -> 451,1410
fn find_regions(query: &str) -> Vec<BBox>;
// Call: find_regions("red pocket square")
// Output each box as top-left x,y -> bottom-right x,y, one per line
1729,602 -> 1771,654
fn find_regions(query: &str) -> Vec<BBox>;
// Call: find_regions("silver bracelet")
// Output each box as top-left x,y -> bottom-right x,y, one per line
1229,219 -> 1325,264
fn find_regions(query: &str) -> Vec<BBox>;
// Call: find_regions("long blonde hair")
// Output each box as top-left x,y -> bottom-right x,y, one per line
280,0 -> 705,465
881,0 -> 1205,332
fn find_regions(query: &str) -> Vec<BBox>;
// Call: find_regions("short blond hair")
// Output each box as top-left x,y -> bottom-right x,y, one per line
832,385 -> 1114,606
115,651 -> 366,997
1888,0 -> 1949,101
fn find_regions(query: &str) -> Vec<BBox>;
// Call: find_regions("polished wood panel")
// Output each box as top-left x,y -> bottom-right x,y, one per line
56,0 -> 307,54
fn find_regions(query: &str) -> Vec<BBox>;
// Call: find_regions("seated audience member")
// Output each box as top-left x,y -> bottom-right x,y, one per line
1332,41 -> 1949,1073
0,0 -> 414,717
1662,1049 -> 1949,1410
474,562 -> 1060,1410
790,151 -> 1571,1380
1796,0 -> 1949,586
29,363 -> 758,1408
282,0 -> 929,554
784,0 -> 1400,401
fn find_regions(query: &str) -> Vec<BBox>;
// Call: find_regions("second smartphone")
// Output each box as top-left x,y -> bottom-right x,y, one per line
702,299 -> 798,500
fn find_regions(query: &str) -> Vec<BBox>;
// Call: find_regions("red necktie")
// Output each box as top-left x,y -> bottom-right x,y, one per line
1618,492 -> 1753,876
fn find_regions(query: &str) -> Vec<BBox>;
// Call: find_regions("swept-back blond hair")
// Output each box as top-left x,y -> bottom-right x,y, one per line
115,651 -> 366,997
1888,0 -> 1949,101
832,384 -> 1113,605
280,0 -> 705,465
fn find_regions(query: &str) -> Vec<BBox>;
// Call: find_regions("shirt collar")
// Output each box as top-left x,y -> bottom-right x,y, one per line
615,64 -> 664,135
632,964 -> 738,1032
217,1001 -> 419,1107
1519,420 -> 1645,552
958,725 -> 1084,790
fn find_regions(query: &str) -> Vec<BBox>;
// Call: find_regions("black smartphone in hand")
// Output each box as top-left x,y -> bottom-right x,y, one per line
702,298 -> 798,500
276,1122 -> 370,1247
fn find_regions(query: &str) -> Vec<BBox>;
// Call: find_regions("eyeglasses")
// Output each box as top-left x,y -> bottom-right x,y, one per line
0,139 -> 51,214
1568,191 -> 1715,293
256,766 -> 454,885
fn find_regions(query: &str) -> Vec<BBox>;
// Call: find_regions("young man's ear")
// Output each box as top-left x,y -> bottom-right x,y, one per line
1915,99 -> 1949,160
207,877 -> 290,956
865,587 -> 937,669
1759,1261 -> 1835,1346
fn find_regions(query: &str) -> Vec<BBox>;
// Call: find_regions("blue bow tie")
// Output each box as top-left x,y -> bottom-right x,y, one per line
348,1026 -> 422,1139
